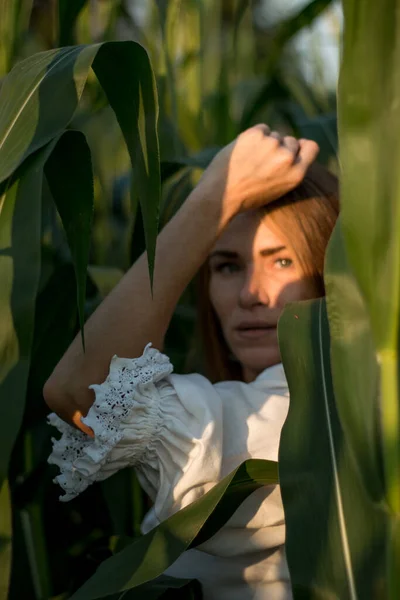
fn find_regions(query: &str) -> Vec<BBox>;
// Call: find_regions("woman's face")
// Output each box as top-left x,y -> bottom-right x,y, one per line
208,209 -> 316,382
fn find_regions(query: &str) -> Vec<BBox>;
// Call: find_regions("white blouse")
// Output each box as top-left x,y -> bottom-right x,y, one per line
48,344 -> 292,600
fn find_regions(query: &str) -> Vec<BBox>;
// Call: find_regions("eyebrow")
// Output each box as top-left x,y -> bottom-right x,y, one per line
208,246 -> 287,260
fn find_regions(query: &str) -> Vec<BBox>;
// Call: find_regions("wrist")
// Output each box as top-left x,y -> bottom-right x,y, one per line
188,179 -> 238,235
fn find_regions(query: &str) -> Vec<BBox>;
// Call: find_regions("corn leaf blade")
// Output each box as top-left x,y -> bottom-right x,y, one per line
70,459 -> 278,600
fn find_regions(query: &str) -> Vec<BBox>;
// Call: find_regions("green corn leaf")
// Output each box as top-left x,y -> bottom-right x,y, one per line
0,41 -> 160,283
339,0 -> 400,516
324,220 -> 385,504
45,130 -> 94,348
0,37 -> 160,591
233,0 -> 251,52
0,480 -> 12,599
278,299 -> 387,599
70,459 -> 278,600
0,140 -> 58,489
388,517 -> 400,595
104,575 -> 193,600
0,45 -> 99,183
58,0 -> 88,46
91,42 -> 160,280
0,133 -> 92,596
18,501 -> 52,600
0,0 -> 33,76
0,140 -> 59,597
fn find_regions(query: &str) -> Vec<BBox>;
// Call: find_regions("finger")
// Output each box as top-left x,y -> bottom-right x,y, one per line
282,135 -> 300,155
269,131 -> 282,143
72,410 -> 95,437
252,123 -> 271,136
296,139 -> 320,168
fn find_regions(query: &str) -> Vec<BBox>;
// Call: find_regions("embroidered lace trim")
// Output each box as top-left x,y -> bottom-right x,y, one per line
47,343 -> 173,501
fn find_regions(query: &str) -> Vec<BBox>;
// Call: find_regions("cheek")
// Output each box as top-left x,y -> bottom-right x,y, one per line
209,278 -> 238,324
276,275 -> 316,305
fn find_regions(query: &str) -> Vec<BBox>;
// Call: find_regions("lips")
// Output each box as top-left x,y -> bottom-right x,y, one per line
234,322 -> 276,340
236,321 -> 276,331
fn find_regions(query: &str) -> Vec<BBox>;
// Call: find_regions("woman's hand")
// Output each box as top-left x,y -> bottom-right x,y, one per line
196,124 -> 319,224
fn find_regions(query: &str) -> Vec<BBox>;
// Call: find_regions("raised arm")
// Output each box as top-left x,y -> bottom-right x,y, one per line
43,126 -> 318,433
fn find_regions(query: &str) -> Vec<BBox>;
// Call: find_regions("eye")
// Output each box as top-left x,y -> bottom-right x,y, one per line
275,258 -> 293,269
214,262 -> 240,274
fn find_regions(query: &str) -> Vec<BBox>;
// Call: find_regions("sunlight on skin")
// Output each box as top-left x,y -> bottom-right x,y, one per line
208,209 -> 316,382
73,410 -> 94,437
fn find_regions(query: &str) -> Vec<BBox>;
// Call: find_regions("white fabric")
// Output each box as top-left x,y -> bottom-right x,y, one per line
48,343 -> 291,599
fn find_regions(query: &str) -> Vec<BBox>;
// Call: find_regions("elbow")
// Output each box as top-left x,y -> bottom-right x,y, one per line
43,374 -> 76,425
43,367 -> 72,413
43,357 -> 77,410
43,375 -> 61,412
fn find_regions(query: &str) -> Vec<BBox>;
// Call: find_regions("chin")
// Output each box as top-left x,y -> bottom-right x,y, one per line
236,345 -> 281,373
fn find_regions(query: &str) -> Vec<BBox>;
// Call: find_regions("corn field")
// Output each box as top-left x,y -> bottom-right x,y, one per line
1,0 -> 399,599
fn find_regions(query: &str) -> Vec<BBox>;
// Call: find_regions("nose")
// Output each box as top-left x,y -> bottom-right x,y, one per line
238,265 -> 269,308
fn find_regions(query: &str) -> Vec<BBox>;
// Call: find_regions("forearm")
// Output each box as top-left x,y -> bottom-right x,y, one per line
44,186 -> 233,403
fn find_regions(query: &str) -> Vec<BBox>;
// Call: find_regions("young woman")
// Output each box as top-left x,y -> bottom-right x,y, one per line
45,125 -> 339,599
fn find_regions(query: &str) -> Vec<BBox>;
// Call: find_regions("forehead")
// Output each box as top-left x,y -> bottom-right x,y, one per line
211,210 -> 288,255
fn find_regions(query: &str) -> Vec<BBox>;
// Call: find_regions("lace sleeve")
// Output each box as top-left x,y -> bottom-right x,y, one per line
48,343 -> 174,501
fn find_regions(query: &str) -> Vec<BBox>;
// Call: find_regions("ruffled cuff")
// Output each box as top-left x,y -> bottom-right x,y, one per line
47,343 -> 174,502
